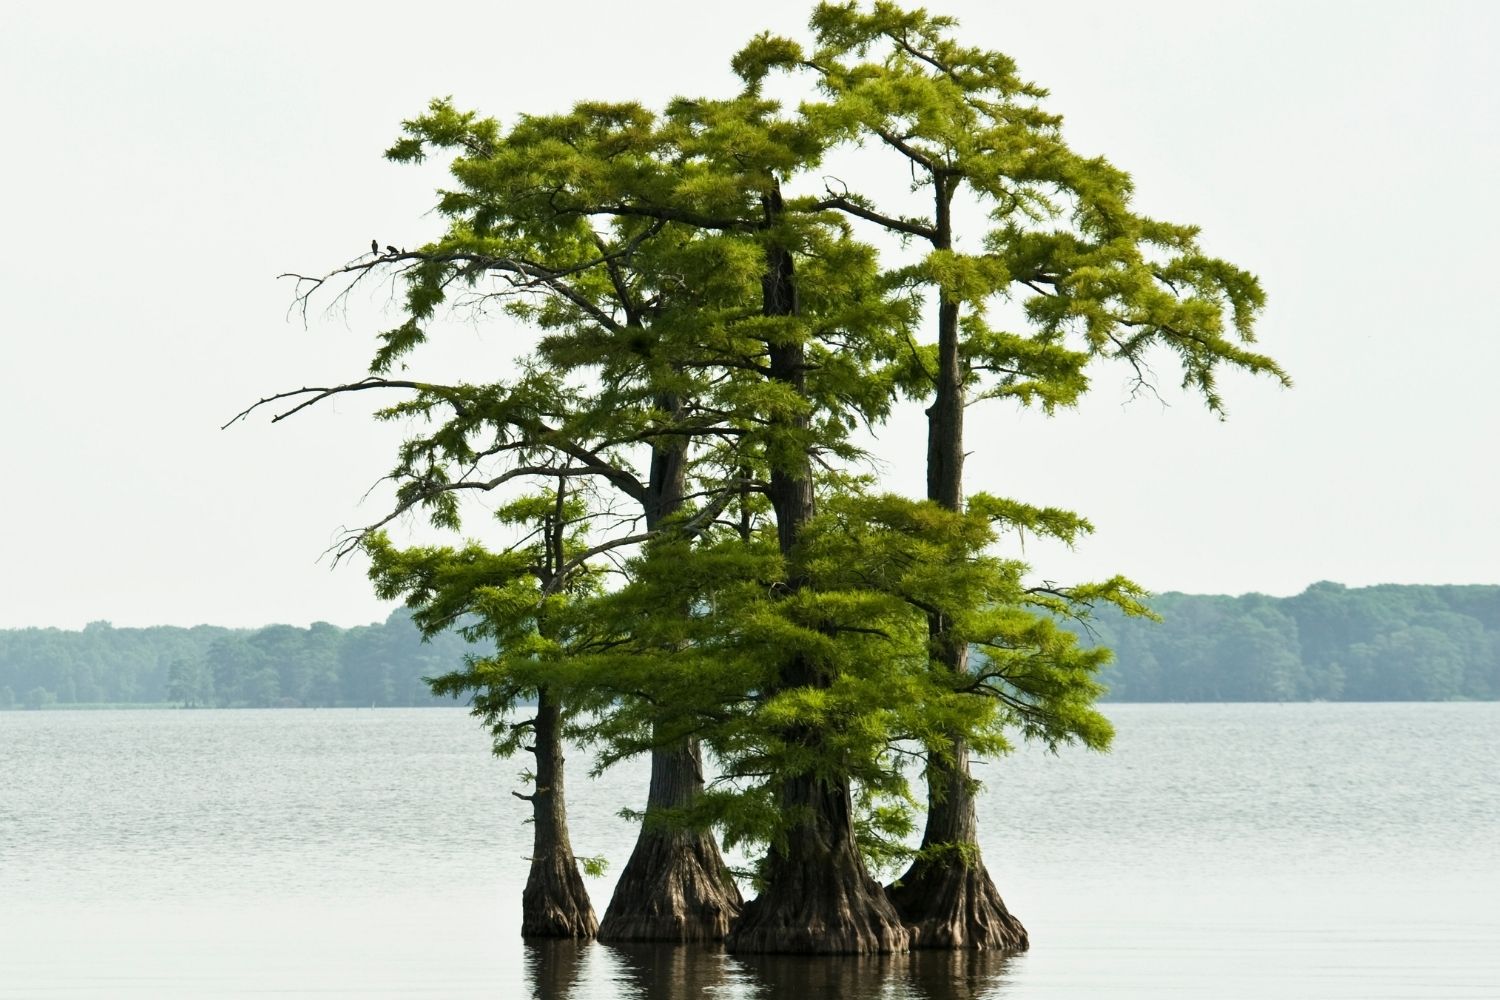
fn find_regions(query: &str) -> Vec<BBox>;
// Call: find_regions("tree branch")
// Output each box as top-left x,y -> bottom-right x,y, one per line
808,193 -> 938,242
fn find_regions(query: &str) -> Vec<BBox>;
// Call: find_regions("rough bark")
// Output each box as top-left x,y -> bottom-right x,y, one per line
888,176 -> 1027,951
600,392 -> 742,941
727,768 -> 910,954
886,736 -> 1027,950
521,686 -> 598,939
599,736 -> 743,941
726,187 -> 909,954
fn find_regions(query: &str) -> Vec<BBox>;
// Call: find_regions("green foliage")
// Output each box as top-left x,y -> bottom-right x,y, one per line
254,1 -> 1303,889
513,489 -> 1139,856
577,855 -> 610,879
363,477 -> 614,759
737,2 -> 1289,416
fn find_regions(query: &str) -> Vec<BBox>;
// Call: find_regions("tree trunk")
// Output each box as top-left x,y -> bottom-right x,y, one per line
521,686 -> 598,939
600,391 -> 742,941
889,177 -> 1027,950
886,736 -> 1027,950
727,768 -> 910,954
599,736 -> 743,941
726,185 -> 909,954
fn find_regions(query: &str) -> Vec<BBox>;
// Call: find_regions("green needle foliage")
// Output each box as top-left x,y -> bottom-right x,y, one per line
254,0 -> 1283,953
736,1 -> 1289,413
535,486 -> 1149,884
364,486 -> 602,754
364,481 -> 610,938
723,2 -> 1287,948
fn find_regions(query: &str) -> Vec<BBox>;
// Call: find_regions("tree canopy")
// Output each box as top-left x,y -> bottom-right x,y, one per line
236,0 -> 1293,955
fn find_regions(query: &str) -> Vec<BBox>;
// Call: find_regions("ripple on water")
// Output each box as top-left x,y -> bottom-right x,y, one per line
1,703 -> 1496,998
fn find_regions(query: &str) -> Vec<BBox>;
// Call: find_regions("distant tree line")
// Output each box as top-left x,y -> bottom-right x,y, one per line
1079,582 -> 1500,701
4,583 -> 1496,710
0,609 -> 472,709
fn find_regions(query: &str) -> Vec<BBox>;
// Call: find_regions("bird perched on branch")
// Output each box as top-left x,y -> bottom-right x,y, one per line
371,239 -> 380,256
386,245 -> 400,256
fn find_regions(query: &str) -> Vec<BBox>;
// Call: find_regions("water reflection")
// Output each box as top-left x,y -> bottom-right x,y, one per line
523,939 -> 586,1000
732,948 -> 1017,999
524,940 -> 1017,999
906,949 -> 1019,999
607,942 -> 733,997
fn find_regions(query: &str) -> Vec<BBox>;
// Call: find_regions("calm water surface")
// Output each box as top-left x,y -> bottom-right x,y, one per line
2,704 -> 1496,998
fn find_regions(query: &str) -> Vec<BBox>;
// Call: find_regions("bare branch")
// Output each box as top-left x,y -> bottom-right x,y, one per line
221,377 -> 428,430
809,192 -> 938,242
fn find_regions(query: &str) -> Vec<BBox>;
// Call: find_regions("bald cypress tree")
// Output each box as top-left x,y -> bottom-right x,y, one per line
509,93 -> 920,953
380,101 -> 752,941
364,484 -> 603,938
734,0 -> 1289,949
258,87 -> 916,947
248,0 -> 1287,956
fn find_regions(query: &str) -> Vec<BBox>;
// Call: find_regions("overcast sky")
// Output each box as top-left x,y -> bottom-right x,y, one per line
2,1 -> 1495,630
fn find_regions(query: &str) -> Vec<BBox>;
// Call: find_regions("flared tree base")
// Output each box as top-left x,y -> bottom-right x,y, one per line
887,853 -> 1027,951
598,830 -> 743,942
521,851 -> 599,939
727,861 -> 910,955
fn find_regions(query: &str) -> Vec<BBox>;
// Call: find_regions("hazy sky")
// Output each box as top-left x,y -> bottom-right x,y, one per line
2,1 -> 1495,630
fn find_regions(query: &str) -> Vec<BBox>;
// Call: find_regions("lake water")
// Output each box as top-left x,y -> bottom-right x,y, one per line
1,704 -> 1496,998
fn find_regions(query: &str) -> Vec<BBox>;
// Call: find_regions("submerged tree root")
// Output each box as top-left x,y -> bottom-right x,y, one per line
599,737 -> 742,942
521,850 -> 598,939
728,867 -> 910,955
725,770 -> 911,955
887,852 -> 1028,951
598,830 -> 742,942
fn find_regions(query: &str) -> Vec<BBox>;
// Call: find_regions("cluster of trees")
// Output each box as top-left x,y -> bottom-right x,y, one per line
240,3 -> 1284,955
1083,582 -> 1500,702
0,611 -> 470,709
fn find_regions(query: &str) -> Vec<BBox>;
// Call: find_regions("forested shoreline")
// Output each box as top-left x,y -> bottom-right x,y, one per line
1078,582 -> 1500,702
4,582 -> 1495,710
0,609 -> 471,709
